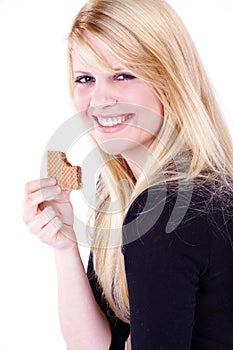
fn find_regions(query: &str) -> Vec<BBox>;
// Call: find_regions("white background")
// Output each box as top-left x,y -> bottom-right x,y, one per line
0,1 -> 232,349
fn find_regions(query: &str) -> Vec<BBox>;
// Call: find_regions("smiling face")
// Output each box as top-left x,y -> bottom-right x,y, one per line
71,34 -> 164,160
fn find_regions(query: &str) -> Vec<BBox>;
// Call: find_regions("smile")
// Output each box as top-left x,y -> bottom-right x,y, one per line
94,114 -> 133,127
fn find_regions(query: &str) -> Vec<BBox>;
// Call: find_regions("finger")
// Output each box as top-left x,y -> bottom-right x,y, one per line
63,190 -> 72,200
27,207 -> 57,234
23,186 -> 61,223
37,217 -> 62,244
28,185 -> 61,206
50,189 -> 72,203
24,178 -> 57,198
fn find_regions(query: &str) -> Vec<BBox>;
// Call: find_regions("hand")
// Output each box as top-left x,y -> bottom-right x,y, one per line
23,178 -> 77,250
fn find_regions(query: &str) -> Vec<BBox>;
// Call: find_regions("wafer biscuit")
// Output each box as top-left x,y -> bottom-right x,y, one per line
47,151 -> 82,190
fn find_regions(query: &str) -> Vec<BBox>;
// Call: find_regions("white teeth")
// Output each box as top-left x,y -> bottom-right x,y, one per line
97,115 -> 131,127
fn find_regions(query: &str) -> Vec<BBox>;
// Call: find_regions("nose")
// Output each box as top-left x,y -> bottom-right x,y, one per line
90,82 -> 117,109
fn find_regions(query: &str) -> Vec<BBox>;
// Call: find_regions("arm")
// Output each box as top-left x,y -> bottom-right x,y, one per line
54,246 -> 111,350
126,335 -> 131,349
23,179 -> 111,350
86,252 -> 130,350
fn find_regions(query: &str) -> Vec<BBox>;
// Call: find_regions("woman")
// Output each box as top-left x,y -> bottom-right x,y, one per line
23,0 -> 233,349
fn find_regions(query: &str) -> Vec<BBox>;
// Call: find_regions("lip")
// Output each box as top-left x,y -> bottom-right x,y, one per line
92,113 -> 134,133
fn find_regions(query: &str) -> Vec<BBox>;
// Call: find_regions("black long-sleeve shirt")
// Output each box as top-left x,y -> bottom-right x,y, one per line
87,182 -> 233,349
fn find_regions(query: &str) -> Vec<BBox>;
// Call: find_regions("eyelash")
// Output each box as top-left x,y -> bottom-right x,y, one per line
74,76 -> 95,84
114,73 -> 136,81
74,73 -> 136,84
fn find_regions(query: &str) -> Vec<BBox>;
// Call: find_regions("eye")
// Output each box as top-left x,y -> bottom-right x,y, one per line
114,73 -> 136,81
74,75 -> 95,84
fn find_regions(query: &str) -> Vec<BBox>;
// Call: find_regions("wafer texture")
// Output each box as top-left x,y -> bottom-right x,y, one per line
47,151 -> 82,190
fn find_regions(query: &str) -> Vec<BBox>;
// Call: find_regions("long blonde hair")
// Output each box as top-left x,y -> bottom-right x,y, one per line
68,0 -> 233,322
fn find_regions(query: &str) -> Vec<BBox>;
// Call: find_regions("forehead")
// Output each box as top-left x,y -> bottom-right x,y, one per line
71,33 -> 122,72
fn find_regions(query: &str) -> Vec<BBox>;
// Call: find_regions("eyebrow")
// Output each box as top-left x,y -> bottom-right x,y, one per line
73,67 -> 125,75
112,67 -> 125,71
73,70 -> 91,75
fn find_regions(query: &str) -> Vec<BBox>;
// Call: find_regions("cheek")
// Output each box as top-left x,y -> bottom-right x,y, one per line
73,88 -> 90,112
137,88 -> 163,115
145,93 -> 163,116
121,85 -> 163,116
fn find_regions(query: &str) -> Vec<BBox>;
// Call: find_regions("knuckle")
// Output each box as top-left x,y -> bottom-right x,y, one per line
28,190 -> 39,201
23,198 -> 31,208
37,232 -> 45,242
29,227 -> 38,235
24,181 -> 35,194
38,231 -> 50,244
27,222 -> 37,234
24,182 -> 30,193
22,215 -> 29,225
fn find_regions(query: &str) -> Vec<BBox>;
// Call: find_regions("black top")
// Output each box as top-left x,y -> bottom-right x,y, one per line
87,181 -> 233,350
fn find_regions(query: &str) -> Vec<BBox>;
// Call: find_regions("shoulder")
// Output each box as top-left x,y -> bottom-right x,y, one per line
122,178 -> 233,248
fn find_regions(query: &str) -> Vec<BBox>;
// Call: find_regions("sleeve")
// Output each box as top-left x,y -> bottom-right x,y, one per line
122,186 -> 210,350
87,251 -> 130,350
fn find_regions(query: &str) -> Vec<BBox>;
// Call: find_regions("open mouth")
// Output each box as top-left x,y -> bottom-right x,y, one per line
93,113 -> 134,127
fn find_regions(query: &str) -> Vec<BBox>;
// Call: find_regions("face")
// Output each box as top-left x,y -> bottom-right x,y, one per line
72,34 -> 163,161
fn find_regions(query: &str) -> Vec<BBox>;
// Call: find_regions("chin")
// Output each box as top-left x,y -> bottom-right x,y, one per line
97,139 -> 137,157
98,145 -> 124,156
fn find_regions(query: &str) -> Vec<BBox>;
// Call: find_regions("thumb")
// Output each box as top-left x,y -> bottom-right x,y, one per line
62,189 -> 72,200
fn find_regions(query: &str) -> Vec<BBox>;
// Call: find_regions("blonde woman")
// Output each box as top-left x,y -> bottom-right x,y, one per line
23,0 -> 233,349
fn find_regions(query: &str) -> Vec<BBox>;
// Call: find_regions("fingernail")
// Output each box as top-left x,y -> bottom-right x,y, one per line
53,217 -> 61,228
46,207 -> 55,218
48,178 -> 56,185
53,185 -> 61,193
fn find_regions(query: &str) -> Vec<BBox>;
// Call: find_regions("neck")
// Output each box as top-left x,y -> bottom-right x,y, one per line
122,145 -> 153,181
